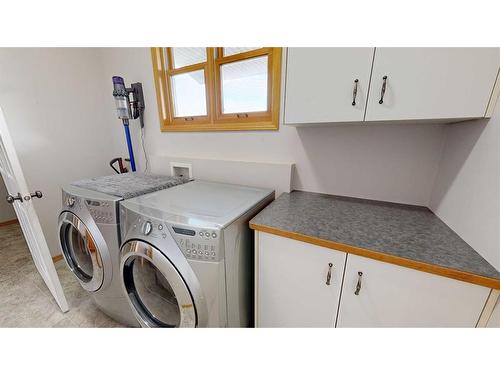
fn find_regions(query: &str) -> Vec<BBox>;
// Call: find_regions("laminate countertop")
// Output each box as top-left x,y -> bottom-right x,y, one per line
249,191 -> 500,289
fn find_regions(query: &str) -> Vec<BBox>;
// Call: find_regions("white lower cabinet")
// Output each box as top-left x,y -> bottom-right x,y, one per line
256,232 -> 492,327
486,297 -> 500,327
336,254 -> 490,327
256,232 -> 346,327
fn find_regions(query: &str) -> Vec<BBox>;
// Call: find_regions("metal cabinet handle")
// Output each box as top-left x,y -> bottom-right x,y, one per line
326,263 -> 333,285
351,79 -> 359,106
354,271 -> 363,295
378,76 -> 387,104
6,193 -> 23,204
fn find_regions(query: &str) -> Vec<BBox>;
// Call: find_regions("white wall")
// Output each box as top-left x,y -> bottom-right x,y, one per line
0,176 -> 15,222
3,46 -> 491,267
0,48 -> 124,255
430,102 -> 500,271
100,48 -> 446,206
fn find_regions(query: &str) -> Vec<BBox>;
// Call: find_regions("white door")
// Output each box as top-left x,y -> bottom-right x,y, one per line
0,108 -> 68,312
256,232 -> 347,327
365,47 -> 500,122
336,254 -> 489,327
284,48 -> 374,124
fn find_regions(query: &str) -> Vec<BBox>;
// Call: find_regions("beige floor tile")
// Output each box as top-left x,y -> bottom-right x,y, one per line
0,223 -> 124,328
52,317 -> 77,328
0,279 -> 66,327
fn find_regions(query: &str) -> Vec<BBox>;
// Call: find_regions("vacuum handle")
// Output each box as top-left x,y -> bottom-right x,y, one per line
110,158 -> 128,174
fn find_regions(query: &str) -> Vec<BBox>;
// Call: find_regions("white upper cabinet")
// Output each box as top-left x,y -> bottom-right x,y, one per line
336,254 -> 490,327
284,48 -> 374,124
284,47 -> 500,125
256,232 -> 346,327
365,48 -> 500,122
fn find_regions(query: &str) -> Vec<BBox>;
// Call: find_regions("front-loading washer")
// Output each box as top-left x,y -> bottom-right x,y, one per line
57,173 -> 189,326
119,180 -> 274,327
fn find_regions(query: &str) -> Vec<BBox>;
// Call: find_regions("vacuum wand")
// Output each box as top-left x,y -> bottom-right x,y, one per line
112,76 -> 145,172
122,120 -> 136,172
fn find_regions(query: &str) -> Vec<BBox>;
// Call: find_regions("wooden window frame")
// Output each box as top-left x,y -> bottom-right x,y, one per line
151,47 -> 282,132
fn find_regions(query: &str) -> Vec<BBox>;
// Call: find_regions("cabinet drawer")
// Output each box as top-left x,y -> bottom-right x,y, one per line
256,232 -> 346,327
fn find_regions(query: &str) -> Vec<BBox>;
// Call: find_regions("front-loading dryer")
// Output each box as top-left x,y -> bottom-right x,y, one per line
119,180 -> 274,327
58,173 -> 189,326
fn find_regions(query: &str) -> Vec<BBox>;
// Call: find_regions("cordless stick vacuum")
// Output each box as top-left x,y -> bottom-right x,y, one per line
112,76 -> 145,172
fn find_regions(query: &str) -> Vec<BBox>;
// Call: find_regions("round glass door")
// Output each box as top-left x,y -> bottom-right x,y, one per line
121,241 -> 197,328
124,257 -> 181,327
58,211 -> 104,291
64,223 -> 93,280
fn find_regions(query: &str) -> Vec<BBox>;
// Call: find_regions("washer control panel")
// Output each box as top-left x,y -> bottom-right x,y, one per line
62,191 -> 117,225
62,193 -> 82,210
85,199 -> 116,224
142,221 -> 153,235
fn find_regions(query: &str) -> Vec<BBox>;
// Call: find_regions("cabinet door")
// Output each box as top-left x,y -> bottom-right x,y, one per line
256,232 -> 346,327
365,48 -> 500,121
337,255 -> 490,327
487,298 -> 500,327
284,48 -> 374,124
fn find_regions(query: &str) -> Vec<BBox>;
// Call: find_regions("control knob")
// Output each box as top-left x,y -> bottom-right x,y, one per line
66,196 -> 76,207
142,221 -> 153,235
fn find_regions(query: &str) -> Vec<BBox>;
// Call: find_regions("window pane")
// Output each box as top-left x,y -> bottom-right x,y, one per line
223,47 -> 260,56
171,48 -> 206,69
171,70 -> 207,117
221,56 -> 268,114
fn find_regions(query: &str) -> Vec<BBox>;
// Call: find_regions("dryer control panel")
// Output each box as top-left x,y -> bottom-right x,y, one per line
133,216 -> 222,262
170,224 -> 222,262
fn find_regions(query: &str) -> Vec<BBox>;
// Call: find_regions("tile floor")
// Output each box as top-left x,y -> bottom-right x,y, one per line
0,222 -> 124,327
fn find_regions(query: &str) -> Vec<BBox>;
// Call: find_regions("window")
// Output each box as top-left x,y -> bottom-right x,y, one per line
151,47 -> 282,131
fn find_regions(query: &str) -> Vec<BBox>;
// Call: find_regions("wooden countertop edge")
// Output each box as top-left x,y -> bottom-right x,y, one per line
250,222 -> 500,290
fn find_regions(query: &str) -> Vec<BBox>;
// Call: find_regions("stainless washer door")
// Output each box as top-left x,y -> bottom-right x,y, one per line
58,211 -> 105,292
121,240 -> 198,328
